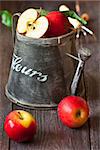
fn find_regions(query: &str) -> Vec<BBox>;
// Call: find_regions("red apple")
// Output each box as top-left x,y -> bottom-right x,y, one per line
45,11 -> 72,37
4,110 -> 37,142
57,96 -> 89,128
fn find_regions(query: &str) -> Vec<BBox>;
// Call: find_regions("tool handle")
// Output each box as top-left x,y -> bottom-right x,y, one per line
71,60 -> 84,95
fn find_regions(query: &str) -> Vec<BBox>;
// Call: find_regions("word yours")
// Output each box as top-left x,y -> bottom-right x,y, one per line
11,54 -> 48,82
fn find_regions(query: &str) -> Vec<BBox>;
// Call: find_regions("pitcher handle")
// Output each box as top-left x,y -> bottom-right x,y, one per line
12,13 -> 21,46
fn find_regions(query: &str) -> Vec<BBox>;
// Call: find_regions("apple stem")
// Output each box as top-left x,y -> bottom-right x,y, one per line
18,111 -> 23,120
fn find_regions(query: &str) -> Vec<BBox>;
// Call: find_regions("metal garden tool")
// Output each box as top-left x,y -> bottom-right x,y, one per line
66,47 -> 92,95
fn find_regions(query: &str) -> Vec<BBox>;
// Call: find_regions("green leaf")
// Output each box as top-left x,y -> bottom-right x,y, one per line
36,8 -> 49,16
0,10 -> 12,28
61,10 -> 87,25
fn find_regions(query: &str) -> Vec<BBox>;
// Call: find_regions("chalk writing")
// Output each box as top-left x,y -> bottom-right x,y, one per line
11,54 -> 48,82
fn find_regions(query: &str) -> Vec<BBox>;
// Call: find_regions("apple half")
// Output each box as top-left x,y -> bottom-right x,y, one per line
17,8 -> 38,34
17,8 -> 49,38
26,16 -> 49,38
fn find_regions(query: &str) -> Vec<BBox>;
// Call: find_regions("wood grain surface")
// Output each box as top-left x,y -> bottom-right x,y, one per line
0,1 -> 100,150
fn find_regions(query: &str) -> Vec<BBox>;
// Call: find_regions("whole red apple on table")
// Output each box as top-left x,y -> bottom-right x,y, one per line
57,96 -> 89,128
4,110 -> 37,142
46,11 -> 72,37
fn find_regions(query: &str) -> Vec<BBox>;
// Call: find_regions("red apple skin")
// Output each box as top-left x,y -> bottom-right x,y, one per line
57,96 -> 89,128
4,110 -> 37,142
46,11 -> 72,37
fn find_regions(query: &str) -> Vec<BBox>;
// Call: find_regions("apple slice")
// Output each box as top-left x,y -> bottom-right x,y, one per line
59,5 -> 81,29
25,16 -> 49,38
68,17 -> 81,29
17,8 -> 38,34
59,4 -> 70,11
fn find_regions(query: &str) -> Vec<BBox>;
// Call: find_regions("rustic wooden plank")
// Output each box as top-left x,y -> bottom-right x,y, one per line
80,1 -> 100,149
84,43 -> 100,150
0,23 -> 13,149
85,73 -> 100,150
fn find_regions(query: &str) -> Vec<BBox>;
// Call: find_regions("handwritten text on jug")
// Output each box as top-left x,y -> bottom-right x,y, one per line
11,54 -> 48,82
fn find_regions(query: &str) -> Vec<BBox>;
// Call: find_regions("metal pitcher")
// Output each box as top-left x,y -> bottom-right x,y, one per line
5,13 -> 76,109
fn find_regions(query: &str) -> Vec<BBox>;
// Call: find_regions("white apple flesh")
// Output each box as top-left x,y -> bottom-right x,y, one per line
17,8 -> 38,33
59,5 -> 70,11
26,16 -> 49,38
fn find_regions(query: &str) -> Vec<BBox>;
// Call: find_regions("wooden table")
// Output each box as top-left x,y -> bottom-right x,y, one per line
0,1 -> 100,150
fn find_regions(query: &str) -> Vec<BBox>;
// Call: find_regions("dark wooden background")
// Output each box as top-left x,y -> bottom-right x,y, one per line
0,1 -> 100,150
